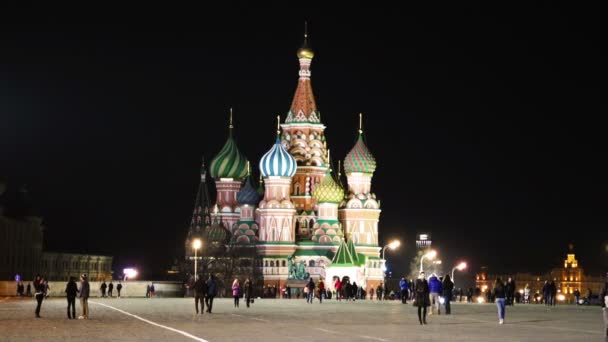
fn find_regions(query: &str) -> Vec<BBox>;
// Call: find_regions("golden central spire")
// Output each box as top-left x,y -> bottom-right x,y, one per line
276,115 -> 281,138
297,21 -> 314,59
229,108 -> 234,129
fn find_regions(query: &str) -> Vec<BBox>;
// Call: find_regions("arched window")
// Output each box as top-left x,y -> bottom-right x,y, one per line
264,260 -> 269,267
282,260 -> 286,267
270,260 -> 275,267
309,260 -> 315,267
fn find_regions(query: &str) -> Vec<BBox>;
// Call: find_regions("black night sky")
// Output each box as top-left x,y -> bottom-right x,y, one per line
1,3 -> 606,279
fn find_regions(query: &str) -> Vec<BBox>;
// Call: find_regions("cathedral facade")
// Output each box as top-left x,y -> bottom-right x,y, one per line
185,33 -> 383,293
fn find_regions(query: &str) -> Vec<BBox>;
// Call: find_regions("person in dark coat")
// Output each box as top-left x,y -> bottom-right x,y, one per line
415,272 -> 430,325
108,282 -> 114,298
193,274 -> 207,314
442,274 -> 454,314
244,278 -> 253,308
376,283 -> 383,301
306,278 -> 315,304
79,273 -> 90,319
33,275 -> 44,318
100,281 -> 107,298
205,275 -> 217,313
26,283 -> 32,297
493,277 -> 506,324
116,282 -> 122,298
600,280 -> 607,337
505,277 -> 516,305
65,276 -> 79,319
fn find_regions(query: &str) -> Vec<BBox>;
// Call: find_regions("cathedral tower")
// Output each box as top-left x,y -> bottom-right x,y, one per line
280,26 -> 328,234
209,109 -> 249,233
339,114 -> 381,258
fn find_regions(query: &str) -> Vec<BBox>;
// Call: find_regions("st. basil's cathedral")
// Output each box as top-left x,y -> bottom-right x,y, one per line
185,31 -> 384,292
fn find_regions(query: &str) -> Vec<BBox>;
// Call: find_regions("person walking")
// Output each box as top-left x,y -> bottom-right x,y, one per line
100,281 -> 107,298
369,286 -> 374,300
145,284 -> 151,298
116,282 -> 123,298
78,273 -> 90,319
33,275 -> 44,318
318,279 -> 325,304
193,274 -> 207,314
351,282 -> 358,301
428,274 -> 443,315
206,275 -> 217,313
335,278 -> 342,301
232,279 -> 241,308
244,278 -> 253,308
65,276 -> 79,319
108,281 -> 114,298
26,283 -> 32,297
600,279 -> 607,338
493,277 -> 506,324
306,278 -> 315,304
377,283 -> 383,301
399,277 -> 409,304
442,274 -> 454,315
415,272 -> 430,325
524,284 -> 531,304
150,284 -> 156,298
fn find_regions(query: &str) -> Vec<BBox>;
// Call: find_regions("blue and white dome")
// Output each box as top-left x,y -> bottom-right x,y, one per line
259,138 -> 297,178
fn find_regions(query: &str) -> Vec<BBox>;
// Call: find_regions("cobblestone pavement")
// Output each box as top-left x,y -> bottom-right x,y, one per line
0,296 -> 605,341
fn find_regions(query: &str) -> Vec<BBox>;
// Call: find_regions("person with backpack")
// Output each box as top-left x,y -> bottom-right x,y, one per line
306,278 -> 315,304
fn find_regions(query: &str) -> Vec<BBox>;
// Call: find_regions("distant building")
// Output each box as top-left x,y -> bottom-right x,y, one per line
0,181 -> 113,281
475,250 -> 604,302
41,252 -> 112,281
416,233 -> 432,249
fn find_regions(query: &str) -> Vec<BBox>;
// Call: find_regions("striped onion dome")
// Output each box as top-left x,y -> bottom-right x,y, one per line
313,169 -> 344,203
236,176 -> 261,205
344,134 -> 376,174
206,217 -> 230,245
209,135 -> 248,179
259,138 -> 297,178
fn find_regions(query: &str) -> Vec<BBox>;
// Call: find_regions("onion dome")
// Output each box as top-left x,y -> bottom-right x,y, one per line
297,23 -> 314,59
206,216 -> 230,246
313,168 -> 344,204
209,135 -> 248,179
259,138 -> 297,178
236,176 -> 261,205
344,134 -> 376,174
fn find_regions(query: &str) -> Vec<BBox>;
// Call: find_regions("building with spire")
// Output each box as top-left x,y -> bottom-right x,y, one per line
185,26 -> 384,294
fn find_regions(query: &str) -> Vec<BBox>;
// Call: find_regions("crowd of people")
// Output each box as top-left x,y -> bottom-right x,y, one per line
31,273 -> 90,319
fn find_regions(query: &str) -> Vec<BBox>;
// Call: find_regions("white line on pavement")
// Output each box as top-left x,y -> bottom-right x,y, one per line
90,301 -> 209,342
231,313 -> 269,322
360,336 -> 389,342
314,327 -> 339,334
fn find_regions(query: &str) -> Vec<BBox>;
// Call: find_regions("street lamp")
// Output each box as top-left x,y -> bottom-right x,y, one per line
451,262 -> 467,284
192,239 -> 202,280
420,250 -> 437,273
382,240 -> 401,260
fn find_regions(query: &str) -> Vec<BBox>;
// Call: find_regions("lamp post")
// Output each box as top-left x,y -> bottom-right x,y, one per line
420,250 -> 437,273
381,240 -> 400,286
451,262 -> 467,285
382,240 -> 401,260
192,239 -> 202,280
